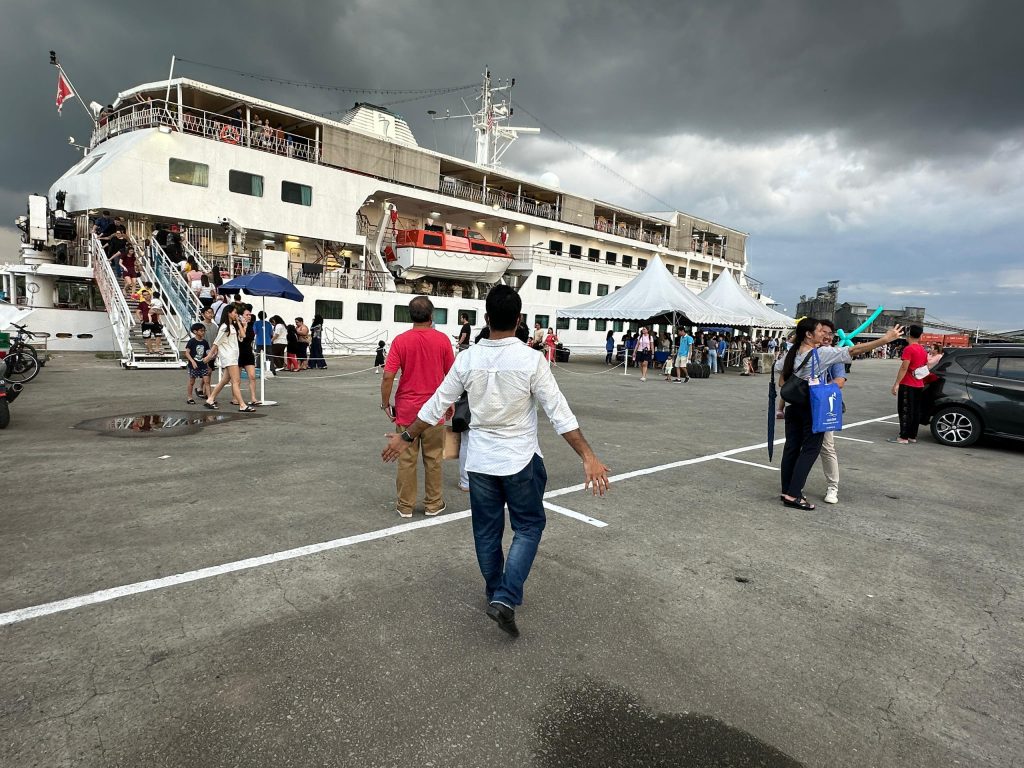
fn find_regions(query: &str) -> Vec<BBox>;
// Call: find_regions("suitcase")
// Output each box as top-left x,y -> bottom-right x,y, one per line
688,362 -> 711,379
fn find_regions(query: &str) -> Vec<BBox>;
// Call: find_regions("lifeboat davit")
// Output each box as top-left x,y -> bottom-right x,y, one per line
392,226 -> 512,283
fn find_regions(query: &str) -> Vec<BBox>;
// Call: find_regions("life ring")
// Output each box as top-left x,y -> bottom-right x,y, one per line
219,124 -> 240,144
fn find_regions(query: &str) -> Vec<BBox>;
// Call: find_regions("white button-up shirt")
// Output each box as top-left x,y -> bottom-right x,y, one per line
417,337 -> 579,476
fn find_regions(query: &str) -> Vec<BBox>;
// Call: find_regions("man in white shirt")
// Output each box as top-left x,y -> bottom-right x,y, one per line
382,286 -> 610,638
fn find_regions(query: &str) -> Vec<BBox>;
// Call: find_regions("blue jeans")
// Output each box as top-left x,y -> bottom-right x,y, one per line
708,349 -> 718,373
468,454 -> 548,607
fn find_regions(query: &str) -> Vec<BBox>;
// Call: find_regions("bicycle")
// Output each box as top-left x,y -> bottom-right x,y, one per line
2,324 -> 48,383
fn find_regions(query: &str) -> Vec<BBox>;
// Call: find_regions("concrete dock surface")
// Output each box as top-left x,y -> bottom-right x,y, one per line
1,352 -> 1021,767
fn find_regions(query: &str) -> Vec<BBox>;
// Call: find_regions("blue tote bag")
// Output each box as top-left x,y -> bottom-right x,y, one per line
809,350 -> 843,433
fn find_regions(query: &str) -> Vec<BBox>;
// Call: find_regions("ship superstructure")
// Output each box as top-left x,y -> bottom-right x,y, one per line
2,69 -> 766,363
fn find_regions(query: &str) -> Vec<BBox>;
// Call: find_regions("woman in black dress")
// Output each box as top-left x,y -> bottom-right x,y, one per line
235,306 -> 259,406
307,314 -> 327,369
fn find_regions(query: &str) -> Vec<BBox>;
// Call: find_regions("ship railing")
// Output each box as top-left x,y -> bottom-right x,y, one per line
136,236 -> 197,339
320,326 -> 389,356
90,234 -> 136,364
289,261 -> 389,292
180,236 -> 214,274
435,178 -> 559,221
90,99 -> 320,164
210,252 -> 262,279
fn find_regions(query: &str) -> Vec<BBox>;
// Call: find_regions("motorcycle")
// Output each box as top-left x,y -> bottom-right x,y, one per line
0,372 -> 24,429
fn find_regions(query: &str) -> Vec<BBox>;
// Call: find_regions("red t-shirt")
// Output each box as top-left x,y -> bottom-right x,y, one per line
385,327 -> 455,425
900,342 -> 928,388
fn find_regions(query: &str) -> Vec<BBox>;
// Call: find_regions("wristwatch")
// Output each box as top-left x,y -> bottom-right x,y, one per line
400,430 -> 414,443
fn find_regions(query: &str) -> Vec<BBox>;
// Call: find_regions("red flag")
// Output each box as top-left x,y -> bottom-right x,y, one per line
55,71 -> 74,114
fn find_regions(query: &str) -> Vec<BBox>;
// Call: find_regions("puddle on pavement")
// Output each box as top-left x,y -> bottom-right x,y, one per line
75,410 -> 264,437
535,677 -> 803,767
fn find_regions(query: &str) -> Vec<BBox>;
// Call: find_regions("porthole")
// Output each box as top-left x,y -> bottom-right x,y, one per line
77,333 -> 94,339
56,332 -> 73,338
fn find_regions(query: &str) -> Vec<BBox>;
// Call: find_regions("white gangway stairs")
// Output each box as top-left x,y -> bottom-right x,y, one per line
91,235 -> 183,369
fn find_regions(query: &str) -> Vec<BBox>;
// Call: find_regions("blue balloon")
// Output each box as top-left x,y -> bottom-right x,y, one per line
836,305 -> 884,347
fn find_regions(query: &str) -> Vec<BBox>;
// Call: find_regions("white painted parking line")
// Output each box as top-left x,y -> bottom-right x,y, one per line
833,435 -> 874,443
0,412 -> 897,627
718,456 -> 780,472
543,501 -> 608,528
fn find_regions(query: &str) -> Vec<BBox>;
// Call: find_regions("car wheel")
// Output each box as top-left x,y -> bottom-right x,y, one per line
930,406 -> 981,447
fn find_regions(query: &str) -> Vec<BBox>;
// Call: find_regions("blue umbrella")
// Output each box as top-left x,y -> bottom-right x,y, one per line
218,272 -> 304,406
220,271 -> 304,301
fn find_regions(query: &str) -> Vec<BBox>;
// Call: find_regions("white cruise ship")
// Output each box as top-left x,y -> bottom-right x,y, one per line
2,68 -> 768,368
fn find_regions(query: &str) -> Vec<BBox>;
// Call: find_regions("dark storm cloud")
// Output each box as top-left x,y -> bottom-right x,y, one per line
1,0 -> 1021,326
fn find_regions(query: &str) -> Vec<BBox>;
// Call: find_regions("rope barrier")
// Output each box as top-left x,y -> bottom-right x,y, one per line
270,366 -> 378,381
550,362 -> 627,376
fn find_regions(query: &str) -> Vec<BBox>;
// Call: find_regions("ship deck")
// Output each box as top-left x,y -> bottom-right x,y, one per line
1,353 -> 1021,767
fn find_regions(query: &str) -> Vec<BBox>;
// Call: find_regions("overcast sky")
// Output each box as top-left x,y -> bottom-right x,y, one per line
1,0 -> 1021,329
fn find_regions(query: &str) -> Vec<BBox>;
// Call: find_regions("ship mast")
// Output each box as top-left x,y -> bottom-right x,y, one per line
436,67 -> 539,168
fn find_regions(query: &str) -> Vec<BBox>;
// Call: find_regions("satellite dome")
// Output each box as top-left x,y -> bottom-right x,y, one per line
539,172 -> 560,189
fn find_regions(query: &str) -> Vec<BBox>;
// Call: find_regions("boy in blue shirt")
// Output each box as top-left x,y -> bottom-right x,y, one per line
673,329 -> 694,382
184,323 -> 213,404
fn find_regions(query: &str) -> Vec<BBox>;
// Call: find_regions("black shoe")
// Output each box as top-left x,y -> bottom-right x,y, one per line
486,601 -> 519,638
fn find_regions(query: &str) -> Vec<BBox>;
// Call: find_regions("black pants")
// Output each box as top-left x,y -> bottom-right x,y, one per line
898,385 -> 924,440
781,402 -> 825,498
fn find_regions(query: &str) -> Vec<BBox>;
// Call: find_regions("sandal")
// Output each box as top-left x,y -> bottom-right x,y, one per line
186,399 -> 196,405
248,401 -> 261,407
239,405 -> 256,412
203,401 -> 218,410
782,496 -> 816,511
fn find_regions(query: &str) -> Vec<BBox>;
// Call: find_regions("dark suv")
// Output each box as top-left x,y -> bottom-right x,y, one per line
927,345 -> 1024,447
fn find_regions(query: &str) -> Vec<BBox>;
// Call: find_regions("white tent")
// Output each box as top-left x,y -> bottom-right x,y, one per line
555,255 -> 748,325
698,270 -> 795,329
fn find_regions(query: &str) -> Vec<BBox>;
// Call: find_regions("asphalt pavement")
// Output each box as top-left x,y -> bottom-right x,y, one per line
1,352 -> 1021,767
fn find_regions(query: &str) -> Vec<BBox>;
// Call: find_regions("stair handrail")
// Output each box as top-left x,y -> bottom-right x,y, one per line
137,235 -> 202,339
181,237 -> 213,274
91,234 -> 136,364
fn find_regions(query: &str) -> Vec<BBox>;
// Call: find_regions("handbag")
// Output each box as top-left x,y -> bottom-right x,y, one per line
451,391 -> 471,433
912,364 -> 930,380
779,353 -> 812,405
809,351 -> 844,433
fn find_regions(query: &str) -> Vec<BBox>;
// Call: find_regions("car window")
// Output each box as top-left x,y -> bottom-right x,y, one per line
981,358 -> 1000,376
953,354 -> 986,373
995,357 -> 1024,381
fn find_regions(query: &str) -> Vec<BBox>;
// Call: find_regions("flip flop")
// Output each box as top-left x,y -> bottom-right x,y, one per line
782,497 -> 816,511
186,399 -> 196,405
203,401 -> 218,410
239,405 -> 256,412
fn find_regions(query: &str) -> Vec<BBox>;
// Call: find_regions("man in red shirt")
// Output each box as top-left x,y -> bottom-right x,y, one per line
381,296 -> 456,517
890,324 -> 929,444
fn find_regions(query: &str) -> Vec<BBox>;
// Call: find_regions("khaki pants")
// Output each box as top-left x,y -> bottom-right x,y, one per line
396,423 -> 445,514
820,430 -> 839,490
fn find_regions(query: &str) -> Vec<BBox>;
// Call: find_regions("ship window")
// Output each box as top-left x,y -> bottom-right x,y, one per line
76,154 -> 105,175
548,240 -> 563,255
587,248 -> 600,262
613,320 -> 624,332
578,282 -> 591,295
621,255 -> 633,268
357,302 -> 382,321
315,300 -> 344,320
666,264 -> 674,275
690,268 -> 699,280
458,310 -> 478,325
701,271 -> 710,282
595,320 -> 607,332
576,319 -> 589,331
282,181 -> 312,206
535,314 -> 549,328
394,304 -> 446,324
638,258 -> 647,270
597,284 -> 609,296
569,244 -> 582,259
423,234 -> 443,246
558,279 -> 572,293
536,275 -> 551,291
556,318 -> 570,330
605,252 -> 617,265
169,158 -> 209,187
229,170 -> 264,197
